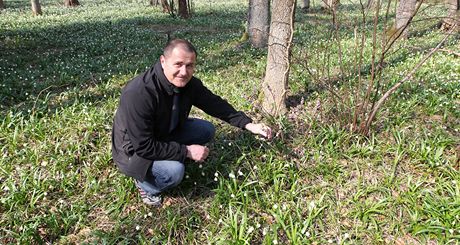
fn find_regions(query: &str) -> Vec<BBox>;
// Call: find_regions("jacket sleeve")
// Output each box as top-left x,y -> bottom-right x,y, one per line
192,80 -> 252,128
120,89 -> 187,162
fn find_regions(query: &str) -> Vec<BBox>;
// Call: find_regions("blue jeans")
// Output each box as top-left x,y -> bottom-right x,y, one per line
136,118 -> 215,196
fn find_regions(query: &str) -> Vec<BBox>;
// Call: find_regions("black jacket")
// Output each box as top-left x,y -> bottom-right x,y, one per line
112,61 -> 252,180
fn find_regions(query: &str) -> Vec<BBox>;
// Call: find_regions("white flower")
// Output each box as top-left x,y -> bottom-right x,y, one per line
305,231 -> 310,237
238,170 -> 243,176
214,177 -> 218,181
344,233 -> 350,239
247,226 -> 254,233
273,239 -> 278,244
229,173 -> 236,179
135,225 -> 140,230
199,164 -> 203,169
253,165 -> 258,170
214,172 -> 219,177
185,175 -> 189,179
328,239 -> 333,243
273,204 -> 278,209
262,227 -> 268,235
201,172 -> 205,176
308,201 -> 315,210
148,212 -> 153,217
231,194 -> 235,198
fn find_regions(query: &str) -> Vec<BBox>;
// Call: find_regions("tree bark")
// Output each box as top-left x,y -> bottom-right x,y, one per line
443,0 -> 460,30
0,0 -> 5,10
261,0 -> 295,116
31,0 -> 42,15
248,0 -> 270,48
64,0 -> 80,7
178,0 -> 190,18
150,0 -> 160,6
161,0 -> 171,13
395,0 -> 417,37
300,0 -> 310,11
321,0 -> 338,10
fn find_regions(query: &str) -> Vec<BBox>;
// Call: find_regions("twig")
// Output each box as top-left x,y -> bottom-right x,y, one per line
362,26 -> 455,135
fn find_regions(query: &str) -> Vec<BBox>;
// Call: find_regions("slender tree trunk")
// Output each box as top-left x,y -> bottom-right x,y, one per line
0,0 -> 5,10
261,0 -> 296,116
300,0 -> 310,11
395,0 -> 417,37
150,0 -> 159,6
248,0 -> 270,48
321,0 -> 338,10
64,0 -> 80,7
178,0 -> 190,18
161,0 -> 171,13
31,0 -> 42,15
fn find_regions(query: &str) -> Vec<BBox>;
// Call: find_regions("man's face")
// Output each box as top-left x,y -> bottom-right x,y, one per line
160,47 -> 196,88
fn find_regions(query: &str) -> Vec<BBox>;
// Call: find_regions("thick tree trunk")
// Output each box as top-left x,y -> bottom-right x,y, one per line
0,0 -> 5,10
64,0 -> 80,7
442,0 -> 460,30
248,0 -> 270,48
300,0 -> 310,10
395,0 -> 417,37
261,0 -> 295,116
31,0 -> 42,15
178,0 -> 190,18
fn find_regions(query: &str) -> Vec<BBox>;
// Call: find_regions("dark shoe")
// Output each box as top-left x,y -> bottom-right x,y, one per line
134,180 -> 162,207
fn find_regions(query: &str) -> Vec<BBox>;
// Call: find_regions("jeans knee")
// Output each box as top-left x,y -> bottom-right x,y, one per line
168,163 -> 185,187
204,122 -> 216,142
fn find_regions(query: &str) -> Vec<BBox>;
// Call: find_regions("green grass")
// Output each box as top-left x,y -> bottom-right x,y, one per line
1,0 -> 459,243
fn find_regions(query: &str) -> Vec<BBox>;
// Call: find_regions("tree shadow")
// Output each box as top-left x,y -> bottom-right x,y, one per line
0,5 -> 252,118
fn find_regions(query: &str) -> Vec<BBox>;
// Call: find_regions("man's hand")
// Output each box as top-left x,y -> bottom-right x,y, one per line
186,145 -> 209,162
245,123 -> 273,139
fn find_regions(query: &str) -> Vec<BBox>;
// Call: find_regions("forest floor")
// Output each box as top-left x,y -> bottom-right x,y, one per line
0,0 -> 459,243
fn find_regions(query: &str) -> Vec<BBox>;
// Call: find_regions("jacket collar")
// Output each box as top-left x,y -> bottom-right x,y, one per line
153,61 -> 178,95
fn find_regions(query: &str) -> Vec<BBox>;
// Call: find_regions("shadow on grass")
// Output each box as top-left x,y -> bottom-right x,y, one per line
0,5 -> 253,117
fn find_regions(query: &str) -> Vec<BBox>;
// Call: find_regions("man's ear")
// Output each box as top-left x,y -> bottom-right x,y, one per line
160,55 -> 166,65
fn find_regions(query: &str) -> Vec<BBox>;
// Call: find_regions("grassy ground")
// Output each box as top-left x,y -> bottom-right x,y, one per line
1,0 -> 459,243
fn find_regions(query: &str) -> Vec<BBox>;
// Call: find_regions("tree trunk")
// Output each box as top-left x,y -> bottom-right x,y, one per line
31,0 -> 42,15
150,0 -> 160,6
64,0 -> 80,7
178,0 -> 190,18
395,0 -> 417,37
161,0 -> 172,13
442,0 -> 460,30
248,0 -> 270,48
261,0 -> 295,116
0,0 -> 5,10
321,0 -> 338,10
300,0 -> 310,11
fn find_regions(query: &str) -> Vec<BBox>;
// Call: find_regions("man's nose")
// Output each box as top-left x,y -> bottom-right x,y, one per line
179,65 -> 187,74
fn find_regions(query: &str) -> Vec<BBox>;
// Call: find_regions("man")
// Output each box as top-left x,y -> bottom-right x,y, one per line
112,39 -> 272,207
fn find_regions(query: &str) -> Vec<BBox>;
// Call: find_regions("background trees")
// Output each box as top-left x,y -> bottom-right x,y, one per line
248,0 -> 270,48
0,0 -> 5,10
31,0 -> 42,15
395,0 -> 418,37
64,0 -> 80,7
